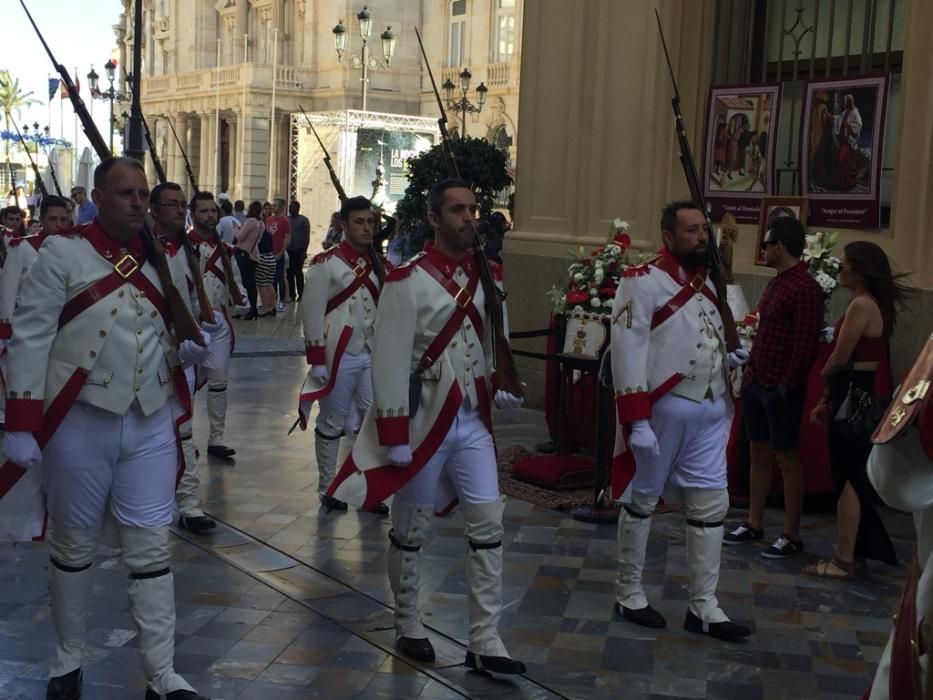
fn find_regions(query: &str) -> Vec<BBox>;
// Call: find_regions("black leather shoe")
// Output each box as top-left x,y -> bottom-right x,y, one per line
465,651 -> 526,675
396,636 -> 435,662
47,668 -> 82,700
684,609 -> 751,642
206,445 -> 236,459
145,689 -> 213,699
177,515 -> 216,534
615,602 -> 667,629
320,494 -> 348,512
362,502 -> 389,516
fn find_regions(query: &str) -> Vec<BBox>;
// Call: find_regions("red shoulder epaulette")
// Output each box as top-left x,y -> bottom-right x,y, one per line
621,254 -> 660,278
488,259 -> 504,282
56,223 -> 88,238
310,247 -> 339,266
386,252 -> 426,283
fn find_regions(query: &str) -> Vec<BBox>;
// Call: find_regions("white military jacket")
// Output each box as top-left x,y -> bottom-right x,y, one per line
4,221 -> 183,433
297,240 -> 381,427
327,244 -> 504,513
188,230 -> 241,310
0,233 -> 43,341
610,248 -> 729,425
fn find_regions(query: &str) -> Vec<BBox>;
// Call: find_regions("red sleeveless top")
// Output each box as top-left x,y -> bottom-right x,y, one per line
833,312 -> 885,362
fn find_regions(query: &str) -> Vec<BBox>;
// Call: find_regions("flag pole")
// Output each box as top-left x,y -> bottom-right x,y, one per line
267,27 -> 278,202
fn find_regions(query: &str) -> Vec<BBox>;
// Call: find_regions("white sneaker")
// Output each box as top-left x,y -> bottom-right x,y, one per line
277,301 -> 285,312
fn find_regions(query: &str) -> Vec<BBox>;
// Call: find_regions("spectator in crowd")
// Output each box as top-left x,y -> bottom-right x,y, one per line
233,200 -> 264,320
322,211 -> 342,249
256,202 -> 278,315
805,242 -> 908,578
267,198 -> 291,311
70,186 -> 98,225
724,216 -> 823,558
233,199 -> 247,224
216,198 -> 241,244
286,200 -> 311,302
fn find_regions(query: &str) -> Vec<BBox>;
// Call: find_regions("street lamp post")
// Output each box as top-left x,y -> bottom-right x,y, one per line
332,6 -> 397,112
442,68 -> 488,137
87,60 -> 128,154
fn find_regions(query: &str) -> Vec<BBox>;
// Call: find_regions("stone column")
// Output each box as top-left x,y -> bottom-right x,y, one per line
198,112 -> 215,195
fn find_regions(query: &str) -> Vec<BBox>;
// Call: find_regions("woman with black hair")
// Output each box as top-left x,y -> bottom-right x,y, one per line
806,241 -> 910,578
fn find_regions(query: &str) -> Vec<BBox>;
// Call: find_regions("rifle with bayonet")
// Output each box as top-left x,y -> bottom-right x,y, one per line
19,0 -> 205,346
122,68 -> 167,184
298,104 -> 385,285
655,9 -> 740,353
7,113 -> 48,198
164,115 -> 244,306
414,27 -> 523,398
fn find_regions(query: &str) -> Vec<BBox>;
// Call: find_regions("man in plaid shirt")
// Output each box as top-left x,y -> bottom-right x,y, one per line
725,216 -> 823,558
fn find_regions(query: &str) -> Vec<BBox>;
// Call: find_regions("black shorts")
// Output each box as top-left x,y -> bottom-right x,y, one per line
741,379 -> 805,451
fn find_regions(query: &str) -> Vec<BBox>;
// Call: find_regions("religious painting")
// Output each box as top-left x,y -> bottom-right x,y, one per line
755,196 -> 808,267
703,84 -> 781,223
799,75 -> 888,229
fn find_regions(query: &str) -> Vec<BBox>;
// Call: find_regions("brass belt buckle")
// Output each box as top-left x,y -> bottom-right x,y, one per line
114,254 -> 139,279
690,274 -> 705,293
353,260 -> 368,277
454,287 -> 472,309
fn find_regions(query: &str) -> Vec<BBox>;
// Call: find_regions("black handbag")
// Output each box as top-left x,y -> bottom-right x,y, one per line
833,375 -> 885,443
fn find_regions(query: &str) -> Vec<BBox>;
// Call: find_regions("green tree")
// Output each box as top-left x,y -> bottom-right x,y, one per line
395,136 -> 512,258
0,69 -> 40,187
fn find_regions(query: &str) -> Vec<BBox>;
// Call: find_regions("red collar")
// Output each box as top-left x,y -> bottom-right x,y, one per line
338,240 -> 370,265
654,246 -> 706,284
81,218 -> 144,260
423,242 -> 474,278
188,229 -> 215,246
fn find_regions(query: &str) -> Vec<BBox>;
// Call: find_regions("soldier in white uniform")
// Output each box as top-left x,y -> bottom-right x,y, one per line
1,158 -> 213,699
865,331 -> 933,699
150,183 -> 223,536
298,196 -> 387,514
609,201 -> 751,642
326,179 -> 525,674
187,192 -> 237,460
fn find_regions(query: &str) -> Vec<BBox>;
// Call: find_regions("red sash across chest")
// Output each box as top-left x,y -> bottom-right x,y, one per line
325,248 -> 380,314
650,254 -> 717,330
416,256 -> 484,371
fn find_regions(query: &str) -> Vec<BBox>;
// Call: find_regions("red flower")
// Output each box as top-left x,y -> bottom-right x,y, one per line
565,290 -> 589,305
613,232 -> 632,250
582,259 -> 591,267
599,286 -> 617,298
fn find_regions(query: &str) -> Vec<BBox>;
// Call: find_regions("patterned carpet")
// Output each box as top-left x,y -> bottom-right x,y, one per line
497,445 -> 597,510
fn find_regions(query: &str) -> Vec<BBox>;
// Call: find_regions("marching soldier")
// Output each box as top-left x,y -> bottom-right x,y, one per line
298,195 -> 387,514
1,158 -> 213,699
865,331 -> 933,699
326,179 -> 526,674
150,182 -> 222,535
187,192 -> 237,460
609,200 -> 751,642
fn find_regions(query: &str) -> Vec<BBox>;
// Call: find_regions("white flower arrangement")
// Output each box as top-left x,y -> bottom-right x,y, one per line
802,231 -> 842,301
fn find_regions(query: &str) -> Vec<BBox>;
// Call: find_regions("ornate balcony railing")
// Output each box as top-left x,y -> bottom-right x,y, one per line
141,63 -> 308,100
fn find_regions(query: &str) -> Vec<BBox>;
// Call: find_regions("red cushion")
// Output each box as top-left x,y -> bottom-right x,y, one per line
511,454 -> 594,490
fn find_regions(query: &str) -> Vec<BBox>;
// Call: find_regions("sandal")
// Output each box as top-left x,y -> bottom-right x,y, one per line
802,557 -> 856,580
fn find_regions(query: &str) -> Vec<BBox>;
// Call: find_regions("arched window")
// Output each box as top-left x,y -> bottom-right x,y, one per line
448,0 -> 467,67
491,124 -> 512,150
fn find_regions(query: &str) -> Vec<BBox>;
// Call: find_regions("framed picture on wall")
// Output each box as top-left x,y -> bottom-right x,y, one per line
755,196 -> 808,266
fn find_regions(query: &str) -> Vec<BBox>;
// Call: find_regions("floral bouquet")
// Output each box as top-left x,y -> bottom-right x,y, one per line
547,218 -> 645,317
803,231 -> 841,300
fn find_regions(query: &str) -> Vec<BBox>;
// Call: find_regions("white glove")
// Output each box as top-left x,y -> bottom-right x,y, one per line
201,309 -> 227,336
494,389 -> 523,411
628,419 -> 660,459
821,325 -> 836,343
386,444 -> 413,467
2,431 -> 41,469
727,348 -> 750,369
311,365 -> 329,382
178,330 -> 212,368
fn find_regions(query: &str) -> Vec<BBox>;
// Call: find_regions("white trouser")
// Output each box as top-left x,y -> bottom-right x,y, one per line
43,401 -> 178,529
392,405 -> 509,656
206,364 -> 228,447
175,367 -> 203,518
626,392 -> 730,499
315,350 -> 372,492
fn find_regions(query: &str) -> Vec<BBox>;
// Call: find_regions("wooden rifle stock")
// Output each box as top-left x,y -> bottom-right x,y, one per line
299,104 -> 386,285
20,0 -> 204,346
655,10 -> 740,353
414,28 -> 522,397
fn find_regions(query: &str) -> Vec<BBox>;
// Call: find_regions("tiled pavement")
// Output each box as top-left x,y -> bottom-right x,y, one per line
0,306 -> 915,699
